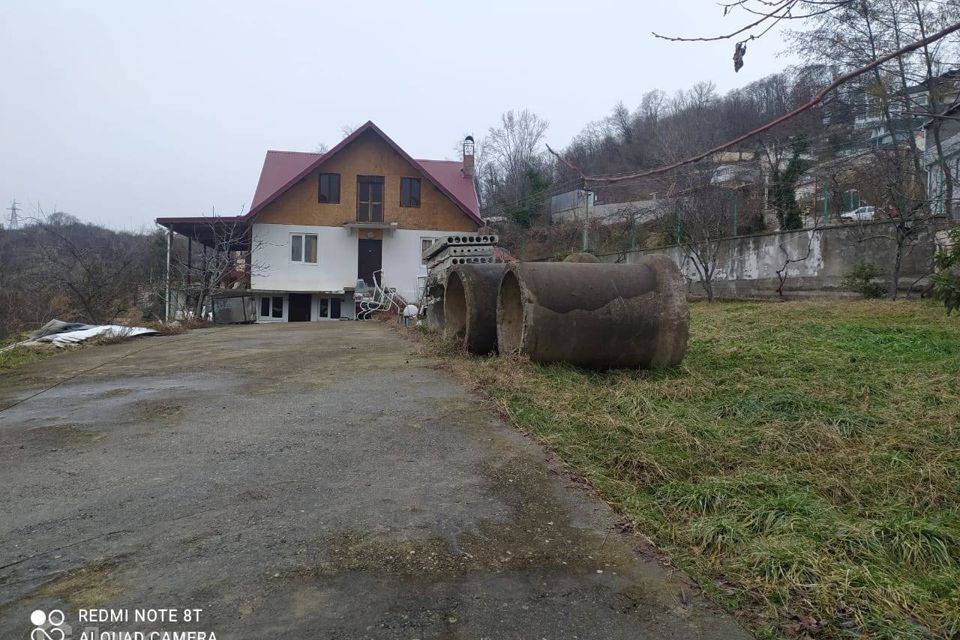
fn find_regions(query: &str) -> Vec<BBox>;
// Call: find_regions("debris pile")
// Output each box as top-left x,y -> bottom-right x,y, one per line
1,319 -> 158,352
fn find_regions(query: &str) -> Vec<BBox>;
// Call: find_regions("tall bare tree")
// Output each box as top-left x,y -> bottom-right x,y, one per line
672,183 -> 742,301
477,109 -> 553,226
166,219 -> 266,320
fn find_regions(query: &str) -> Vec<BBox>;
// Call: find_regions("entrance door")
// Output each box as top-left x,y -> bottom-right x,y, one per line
288,293 -> 312,322
358,239 -> 383,289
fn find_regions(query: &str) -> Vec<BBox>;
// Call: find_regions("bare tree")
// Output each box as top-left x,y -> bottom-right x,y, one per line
673,184 -> 740,301
166,219 -> 266,320
653,1 -> 859,71
796,1 -> 960,296
775,225 -> 823,296
477,109 -> 553,226
32,210 -> 154,324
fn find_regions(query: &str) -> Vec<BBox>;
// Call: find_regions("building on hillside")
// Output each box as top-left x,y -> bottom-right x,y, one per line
924,102 -> 960,222
843,69 -> 960,151
549,188 -> 672,226
157,121 -> 481,322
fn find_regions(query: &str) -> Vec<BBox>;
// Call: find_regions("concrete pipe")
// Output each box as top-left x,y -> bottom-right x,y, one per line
426,299 -> 445,329
423,280 -> 445,329
563,252 -> 600,263
444,264 -> 508,354
496,255 -> 688,369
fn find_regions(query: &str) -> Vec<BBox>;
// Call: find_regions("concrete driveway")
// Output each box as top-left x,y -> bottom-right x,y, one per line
0,322 -> 746,639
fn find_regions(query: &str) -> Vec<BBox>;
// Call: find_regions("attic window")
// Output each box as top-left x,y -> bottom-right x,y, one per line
319,173 -> 340,204
357,175 -> 384,222
400,178 -> 421,208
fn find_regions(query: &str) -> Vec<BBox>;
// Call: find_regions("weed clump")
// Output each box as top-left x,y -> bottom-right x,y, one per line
843,262 -> 888,298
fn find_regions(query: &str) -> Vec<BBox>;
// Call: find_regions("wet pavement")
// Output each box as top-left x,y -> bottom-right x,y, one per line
0,322 -> 748,639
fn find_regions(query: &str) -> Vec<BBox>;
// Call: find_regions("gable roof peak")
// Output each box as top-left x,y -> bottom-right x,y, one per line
246,122 -> 480,224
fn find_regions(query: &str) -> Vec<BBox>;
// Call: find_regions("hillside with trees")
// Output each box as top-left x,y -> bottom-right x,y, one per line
0,216 -> 166,339
473,0 -> 960,302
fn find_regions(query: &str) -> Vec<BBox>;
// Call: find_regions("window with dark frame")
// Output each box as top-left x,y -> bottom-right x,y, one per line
317,297 -> 343,319
357,175 -> 384,222
271,296 -> 283,318
318,173 -> 340,203
400,177 -> 421,208
260,297 -> 270,317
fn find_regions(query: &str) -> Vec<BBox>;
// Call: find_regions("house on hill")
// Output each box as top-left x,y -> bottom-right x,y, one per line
157,122 -> 481,322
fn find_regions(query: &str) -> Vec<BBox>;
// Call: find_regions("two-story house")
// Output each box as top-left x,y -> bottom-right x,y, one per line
157,122 -> 481,322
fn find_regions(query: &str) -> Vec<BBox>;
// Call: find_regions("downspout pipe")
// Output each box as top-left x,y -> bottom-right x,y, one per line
165,228 -> 172,323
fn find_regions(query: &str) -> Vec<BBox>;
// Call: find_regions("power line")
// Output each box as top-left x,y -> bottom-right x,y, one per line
7,200 -> 20,229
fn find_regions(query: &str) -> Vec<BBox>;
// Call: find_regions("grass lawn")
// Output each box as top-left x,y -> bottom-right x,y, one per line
427,300 -> 960,639
0,344 -> 55,371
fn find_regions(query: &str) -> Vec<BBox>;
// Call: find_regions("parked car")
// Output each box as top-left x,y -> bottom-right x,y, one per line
840,206 -> 876,222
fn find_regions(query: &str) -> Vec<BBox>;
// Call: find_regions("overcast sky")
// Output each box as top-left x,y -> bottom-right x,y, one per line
0,1 -> 792,230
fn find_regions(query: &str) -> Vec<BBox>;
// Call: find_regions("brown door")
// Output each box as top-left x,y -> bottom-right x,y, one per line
358,239 -> 382,289
288,293 -> 312,322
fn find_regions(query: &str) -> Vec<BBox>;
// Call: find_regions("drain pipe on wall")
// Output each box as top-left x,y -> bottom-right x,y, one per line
165,228 -> 172,323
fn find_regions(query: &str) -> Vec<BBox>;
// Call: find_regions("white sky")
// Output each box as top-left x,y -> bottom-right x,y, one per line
0,0 -> 793,230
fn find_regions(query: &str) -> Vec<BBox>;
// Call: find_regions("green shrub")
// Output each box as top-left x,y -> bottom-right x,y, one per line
842,262 -> 887,299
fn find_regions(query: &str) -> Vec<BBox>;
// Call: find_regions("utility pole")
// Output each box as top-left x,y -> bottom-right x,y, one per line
7,200 -> 20,229
580,189 -> 592,252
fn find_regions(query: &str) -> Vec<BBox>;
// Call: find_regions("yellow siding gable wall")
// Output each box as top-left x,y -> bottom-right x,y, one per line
254,130 -> 478,232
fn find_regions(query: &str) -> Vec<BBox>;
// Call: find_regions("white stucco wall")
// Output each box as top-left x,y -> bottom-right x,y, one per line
251,224 -> 356,292
382,228 -> 449,302
250,223 -> 457,304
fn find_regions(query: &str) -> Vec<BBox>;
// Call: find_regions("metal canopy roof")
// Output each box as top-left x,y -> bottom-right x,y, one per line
155,216 -> 250,251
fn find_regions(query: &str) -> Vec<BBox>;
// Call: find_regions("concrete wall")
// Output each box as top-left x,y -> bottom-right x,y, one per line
251,223 -> 457,303
598,220 -> 946,298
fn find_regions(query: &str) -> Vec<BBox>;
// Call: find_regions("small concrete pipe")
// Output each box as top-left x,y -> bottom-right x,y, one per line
444,264 -> 508,354
496,255 -> 689,369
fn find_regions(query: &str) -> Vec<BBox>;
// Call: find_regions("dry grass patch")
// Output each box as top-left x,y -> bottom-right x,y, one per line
420,300 -> 960,639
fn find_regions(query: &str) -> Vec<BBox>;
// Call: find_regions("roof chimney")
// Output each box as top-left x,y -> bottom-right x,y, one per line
462,135 -> 475,177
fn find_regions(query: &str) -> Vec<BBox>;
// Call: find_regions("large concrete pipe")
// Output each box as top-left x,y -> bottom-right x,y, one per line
444,264 -> 508,354
496,255 -> 688,369
426,298 -> 445,329
563,252 -> 600,263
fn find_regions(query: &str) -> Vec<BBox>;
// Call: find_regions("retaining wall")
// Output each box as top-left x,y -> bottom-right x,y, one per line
598,219 -> 949,298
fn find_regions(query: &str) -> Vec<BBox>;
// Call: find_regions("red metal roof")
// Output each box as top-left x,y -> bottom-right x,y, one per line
245,121 -> 481,225
414,159 -> 481,222
250,150 -> 323,211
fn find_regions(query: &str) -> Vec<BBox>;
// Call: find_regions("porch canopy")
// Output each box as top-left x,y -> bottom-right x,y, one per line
156,215 -> 250,251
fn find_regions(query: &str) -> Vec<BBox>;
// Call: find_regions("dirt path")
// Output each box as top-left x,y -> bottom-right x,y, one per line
0,323 -> 747,639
